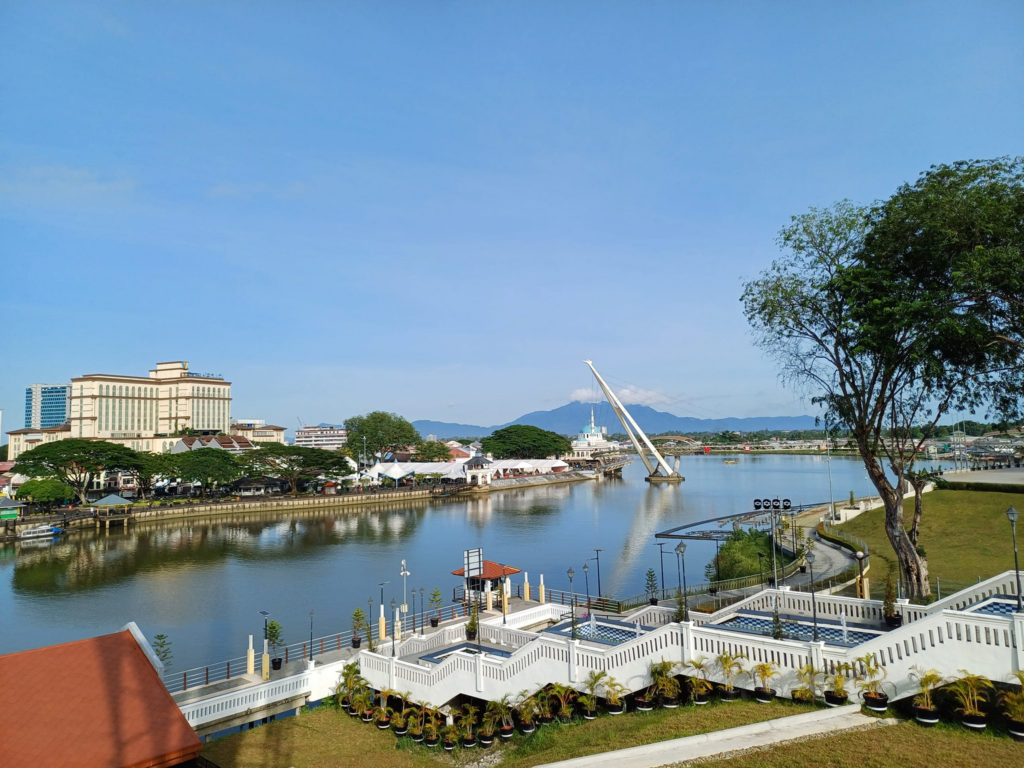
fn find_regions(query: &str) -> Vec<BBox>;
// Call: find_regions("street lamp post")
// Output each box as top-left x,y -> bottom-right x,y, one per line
400,560 -> 410,624
806,551 -> 820,642
309,610 -> 314,662
411,589 -> 417,633
855,551 -> 867,599
567,567 -> 576,640
501,565 -> 508,625
390,599 -> 397,657
1007,506 -> 1023,614
654,542 -> 666,593
259,610 -> 270,641
593,549 -> 603,596
675,541 -> 688,622
583,563 -> 591,613
419,587 -> 425,635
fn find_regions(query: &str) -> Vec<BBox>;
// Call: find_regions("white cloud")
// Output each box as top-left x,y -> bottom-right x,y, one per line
0,166 -> 135,207
569,385 -> 664,407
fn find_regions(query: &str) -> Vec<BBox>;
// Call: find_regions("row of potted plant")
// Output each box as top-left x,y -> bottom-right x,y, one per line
907,667 -> 1024,738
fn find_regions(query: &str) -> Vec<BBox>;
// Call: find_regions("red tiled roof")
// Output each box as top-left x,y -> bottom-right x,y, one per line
0,630 -> 202,768
452,559 -> 523,579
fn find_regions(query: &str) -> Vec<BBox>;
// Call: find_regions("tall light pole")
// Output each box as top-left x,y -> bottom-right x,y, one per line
362,436 -> 367,467
390,599 -> 397,657
567,567 -> 576,639
583,563 -> 591,612
309,610 -> 314,662
654,542 -> 666,594
855,551 -> 867,599
411,589 -> 417,633
592,549 -> 603,597
400,560 -> 410,622
806,551 -> 820,642
1007,506 -> 1023,614
824,423 -> 837,521
675,541 -> 688,622
419,587 -> 425,635
501,565 -> 508,625
378,581 -> 388,636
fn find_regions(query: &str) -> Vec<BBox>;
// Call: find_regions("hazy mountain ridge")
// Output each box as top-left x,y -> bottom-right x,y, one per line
413,402 -> 818,439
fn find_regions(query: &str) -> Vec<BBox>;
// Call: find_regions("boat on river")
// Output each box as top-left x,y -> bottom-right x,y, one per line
18,525 -> 63,539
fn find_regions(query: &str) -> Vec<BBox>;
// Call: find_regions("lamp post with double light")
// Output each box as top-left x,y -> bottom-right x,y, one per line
420,587 -> 425,635
390,599 -> 397,657
806,551 -> 820,642
1007,506 -> 1023,614
309,610 -> 314,662
593,549 -> 603,596
675,541 -> 688,622
583,563 -> 591,613
567,567 -> 576,639
654,542 -> 666,593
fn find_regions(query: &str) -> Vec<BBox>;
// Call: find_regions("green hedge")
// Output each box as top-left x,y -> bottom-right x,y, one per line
935,480 -> 1024,494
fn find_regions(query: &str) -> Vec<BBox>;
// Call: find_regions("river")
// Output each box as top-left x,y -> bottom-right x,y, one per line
0,453 -> 924,671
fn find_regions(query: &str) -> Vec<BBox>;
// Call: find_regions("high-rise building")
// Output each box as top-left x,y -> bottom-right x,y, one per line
24,384 -> 72,429
294,424 -> 348,451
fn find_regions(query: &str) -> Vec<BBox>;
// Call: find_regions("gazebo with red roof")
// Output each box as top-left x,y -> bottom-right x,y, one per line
452,559 -> 522,600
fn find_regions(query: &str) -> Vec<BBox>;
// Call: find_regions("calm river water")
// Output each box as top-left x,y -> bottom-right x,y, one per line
0,454 -> 926,670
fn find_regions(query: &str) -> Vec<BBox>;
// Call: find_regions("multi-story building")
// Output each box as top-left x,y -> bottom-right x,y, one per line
24,384 -> 72,429
8,361 -> 232,460
230,420 -> 286,444
294,424 -> 348,450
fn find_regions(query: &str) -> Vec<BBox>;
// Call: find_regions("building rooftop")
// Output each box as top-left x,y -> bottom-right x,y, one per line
452,559 -> 523,580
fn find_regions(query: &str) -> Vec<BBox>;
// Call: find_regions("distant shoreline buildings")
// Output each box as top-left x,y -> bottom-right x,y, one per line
295,423 -> 348,450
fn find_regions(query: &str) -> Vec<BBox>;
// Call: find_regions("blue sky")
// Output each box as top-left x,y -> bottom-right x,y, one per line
2,1 -> 1022,437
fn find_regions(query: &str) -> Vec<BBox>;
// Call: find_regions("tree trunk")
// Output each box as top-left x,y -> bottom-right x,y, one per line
907,477 -> 926,547
861,453 -> 931,599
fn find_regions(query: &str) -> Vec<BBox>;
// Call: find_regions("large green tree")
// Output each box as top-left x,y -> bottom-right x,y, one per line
121,451 -> 179,501
242,443 -> 353,493
413,440 -> 453,462
344,411 -> 420,463
16,478 -> 75,510
480,425 -> 571,459
742,160 -> 1024,598
13,439 -> 140,504
175,449 -> 241,499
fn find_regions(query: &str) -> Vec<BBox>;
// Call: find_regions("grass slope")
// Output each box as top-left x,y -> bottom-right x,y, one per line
839,490 -> 1020,588
696,721 -> 1023,767
202,699 -> 815,768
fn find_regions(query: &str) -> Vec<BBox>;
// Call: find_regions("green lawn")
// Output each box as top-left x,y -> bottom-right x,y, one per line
839,490 -> 1021,590
696,721 -> 1023,768
202,699 -> 815,768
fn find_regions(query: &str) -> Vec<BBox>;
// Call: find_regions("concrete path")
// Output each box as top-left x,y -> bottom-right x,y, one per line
536,705 -> 892,768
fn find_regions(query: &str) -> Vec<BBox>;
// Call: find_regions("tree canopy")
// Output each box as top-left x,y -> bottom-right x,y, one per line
16,478 -> 75,509
480,425 -> 571,459
413,440 -> 453,462
242,443 -> 353,493
704,529 -> 773,581
121,451 -> 179,501
344,411 -> 420,462
742,158 -> 1024,598
13,439 -> 140,504
174,449 -> 241,499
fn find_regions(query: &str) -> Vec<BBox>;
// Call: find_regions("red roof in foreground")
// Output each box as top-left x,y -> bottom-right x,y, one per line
0,629 -> 202,768
452,559 -> 523,579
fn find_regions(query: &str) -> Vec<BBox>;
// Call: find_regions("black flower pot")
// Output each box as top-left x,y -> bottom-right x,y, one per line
430,617 -> 439,628
661,695 -> 680,709
582,709 -> 597,720
520,721 -> 536,734
425,736 -> 439,747
719,688 -> 741,702
347,704 -> 359,717
754,688 -> 776,704
635,697 -> 655,711
1007,718 -> 1024,742
692,692 -> 709,706
271,657 -> 283,670
466,629 -> 478,641
376,718 -> 391,730
914,706 -> 939,727
443,740 -> 456,752
961,713 -> 987,731
351,636 -> 361,649
799,565 -> 807,574
479,734 -> 494,748
824,691 -> 848,708
393,724 -> 408,737
499,726 -> 514,741
884,614 -> 903,628
411,731 -> 424,743
650,598 -> 659,606
540,713 -> 555,725
361,711 -> 374,723
462,736 -> 476,749
607,701 -> 625,715
862,693 -> 888,714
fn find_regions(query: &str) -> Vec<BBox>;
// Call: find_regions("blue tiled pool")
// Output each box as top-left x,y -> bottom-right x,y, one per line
967,596 -> 1020,617
544,616 -> 653,646
711,611 -> 882,647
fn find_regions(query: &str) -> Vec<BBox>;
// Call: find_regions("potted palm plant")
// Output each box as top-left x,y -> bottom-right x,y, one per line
478,712 -> 496,749
392,692 -> 413,737
685,656 -> 713,705
515,690 -> 538,733
949,670 -> 994,731
824,662 -> 853,707
1000,670 -> 1024,742
354,689 -> 374,723
792,662 -> 822,706
442,723 -> 460,752
466,603 -> 479,641
424,713 -> 440,747
407,704 -> 424,743
350,607 -> 366,649
645,568 -> 660,605
580,670 -> 606,719
751,661 -> 779,703
429,587 -> 443,628
855,653 -> 889,713
266,619 -> 284,670
882,564 -> 902,628
460,703 -> 478,748
909,666 -> 943,726
487,694 -> 516,740
716,651 -> 746,702
335,661 -> 361,710
604,677 -> 626,715
537,689 -> 555,724
551,683 -> 577,722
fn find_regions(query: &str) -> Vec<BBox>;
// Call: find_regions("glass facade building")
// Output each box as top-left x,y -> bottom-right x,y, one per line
24,384 -> 72,429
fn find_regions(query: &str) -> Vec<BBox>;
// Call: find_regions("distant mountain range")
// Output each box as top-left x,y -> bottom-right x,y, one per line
413,402 -> 818,439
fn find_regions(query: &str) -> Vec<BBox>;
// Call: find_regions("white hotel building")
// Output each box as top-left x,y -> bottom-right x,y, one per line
8,361 -> 232,459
